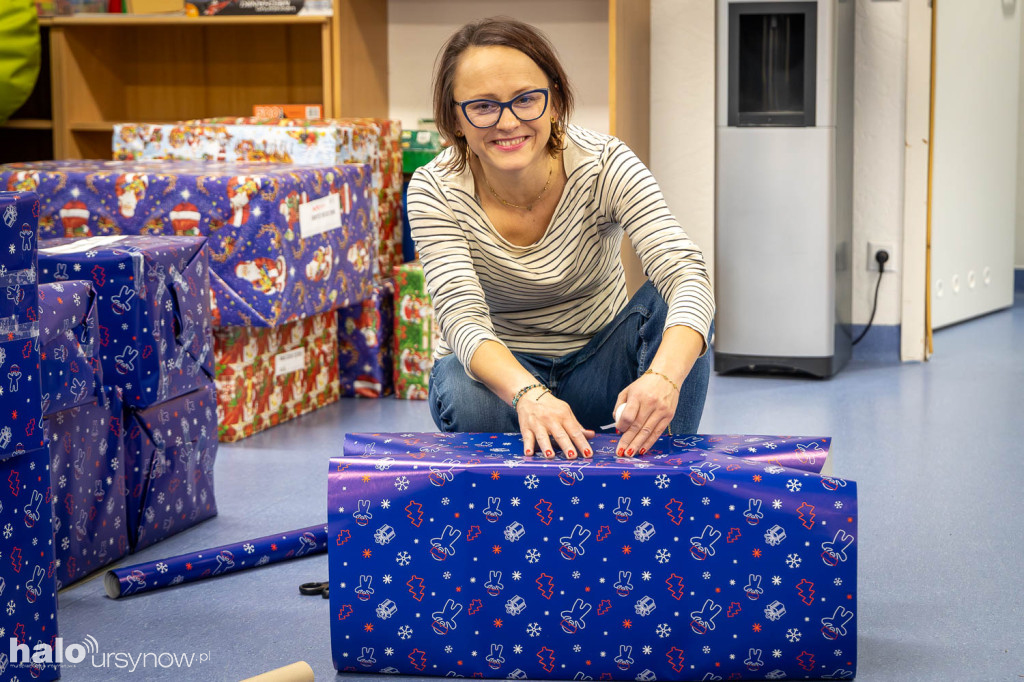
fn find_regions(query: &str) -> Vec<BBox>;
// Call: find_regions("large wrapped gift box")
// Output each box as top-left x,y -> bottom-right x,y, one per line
112,117 -> 403,279
38,280 -> 103,416
1,191 -> 46,460
214,310 -> 339,442
1,446 -> 61,682
46,386 -> 128,588
329,434 -> 858,681
393,262 -> 438,400
38,235 -> 214,410
124,383 -> 218,551
338,278 -> 394,398
2,160 -> 377,327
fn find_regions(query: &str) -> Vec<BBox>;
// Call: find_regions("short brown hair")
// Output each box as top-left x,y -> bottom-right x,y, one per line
432,17 -> 575,173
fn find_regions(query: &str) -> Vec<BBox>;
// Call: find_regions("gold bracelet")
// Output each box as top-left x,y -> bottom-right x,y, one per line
643,368 -> 680,392
534,387 -> 551,401
512,383 -> 545,410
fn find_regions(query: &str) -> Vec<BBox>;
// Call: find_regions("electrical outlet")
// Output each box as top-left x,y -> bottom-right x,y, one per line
867,241 -> 897,273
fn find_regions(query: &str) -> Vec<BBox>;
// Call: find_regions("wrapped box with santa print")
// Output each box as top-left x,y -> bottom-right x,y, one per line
0,446 -> 61,682
1,159 -> 377,327
37,235 -> 214,411
112,117 -> 403,280
0,190 -> 46,461
38,280 -> 103,416
44,385 -> 128,588
328,433 -> 857,681
214,309 -> 339,442
393,261 -> 438,400
124,383 -> 218,552
338,278 -> 394,398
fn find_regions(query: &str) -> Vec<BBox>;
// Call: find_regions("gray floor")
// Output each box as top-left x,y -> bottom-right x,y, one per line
52,294 -> 1024,681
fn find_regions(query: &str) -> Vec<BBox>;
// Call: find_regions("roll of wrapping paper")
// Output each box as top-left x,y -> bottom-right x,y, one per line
105,524 -> 327,598
240,661 -> 315,682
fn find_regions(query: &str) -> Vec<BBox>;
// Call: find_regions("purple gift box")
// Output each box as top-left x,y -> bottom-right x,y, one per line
1,160 -> 378,327
124,383 -> 218,552
338,278 -> 395,398
38,280 -> 103,417
329,433 -> 857,681
38,235 -> 213,410
0,446 -> 61,681
1,190 -> 45,461
45,386 -> 128,589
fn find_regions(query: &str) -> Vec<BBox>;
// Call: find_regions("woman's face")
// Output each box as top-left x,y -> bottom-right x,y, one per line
452,45 -> 554,176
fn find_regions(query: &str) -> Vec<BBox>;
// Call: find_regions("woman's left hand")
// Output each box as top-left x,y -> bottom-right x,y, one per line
613,373 -> 679,457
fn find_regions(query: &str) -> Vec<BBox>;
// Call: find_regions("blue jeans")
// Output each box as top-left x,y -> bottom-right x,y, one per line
428,281 -> 711,435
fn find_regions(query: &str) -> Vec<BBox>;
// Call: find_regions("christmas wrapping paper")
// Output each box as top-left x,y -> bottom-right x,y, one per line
45,386 -> 128,589
38,280 -> 103,417
328,433 -> 857,681
112,117 -> 403,279
104,523 -> 327,599
393,262 -> 438,400
0,446 -> 61,682
124,383 -> 218,552
338,278 -> 394,398
0,190 -> 46,461
38,235 -> 214,410
214,309 -> 339,442
2,160 -> 377,327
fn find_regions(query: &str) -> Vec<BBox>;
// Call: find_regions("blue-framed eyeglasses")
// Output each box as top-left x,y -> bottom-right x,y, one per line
454,88 -> 550,129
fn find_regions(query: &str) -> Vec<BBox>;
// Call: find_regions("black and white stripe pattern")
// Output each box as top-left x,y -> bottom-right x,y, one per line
408,125 -> 714,376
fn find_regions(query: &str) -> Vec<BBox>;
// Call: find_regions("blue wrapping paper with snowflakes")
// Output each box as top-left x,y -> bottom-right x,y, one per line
124,383 -> 218,552
0,446 -> 61,682
38,280 -> 103,417
2,160 -> 377,327
0,191 -> 46,461
45,385 -> 128,589
37,235 -> 213,410
329,433 -> 858,681
104,523 -> 327,599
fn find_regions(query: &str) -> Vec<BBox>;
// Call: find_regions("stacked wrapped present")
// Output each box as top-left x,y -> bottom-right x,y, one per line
0,190 -> 61,682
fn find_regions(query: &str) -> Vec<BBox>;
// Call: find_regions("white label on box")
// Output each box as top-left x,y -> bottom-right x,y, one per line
299,193 -> 342,239
39,235 -> 128,254
275,348 -> 306,377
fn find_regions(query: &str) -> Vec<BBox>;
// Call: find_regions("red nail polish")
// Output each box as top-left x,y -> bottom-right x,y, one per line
627,448 -> 634,456
525,449 -> 532,455
616,448 -> 624,456
545,450 -> 554,457
568,450 -> 576,457
639,448 -> 646,455
584,449 -> 591,456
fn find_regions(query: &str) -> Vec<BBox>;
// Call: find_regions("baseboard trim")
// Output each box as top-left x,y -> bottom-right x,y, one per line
850,323 -> 900,362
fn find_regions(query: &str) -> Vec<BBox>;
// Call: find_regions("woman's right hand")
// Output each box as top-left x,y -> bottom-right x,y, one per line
516,388 -> 595,459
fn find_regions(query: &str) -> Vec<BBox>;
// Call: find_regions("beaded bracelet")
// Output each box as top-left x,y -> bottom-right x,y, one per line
512,383 -> 546,410
643,368 -> 680,392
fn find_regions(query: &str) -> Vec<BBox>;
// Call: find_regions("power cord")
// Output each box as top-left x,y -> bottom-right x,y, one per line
852,249 -> 889,346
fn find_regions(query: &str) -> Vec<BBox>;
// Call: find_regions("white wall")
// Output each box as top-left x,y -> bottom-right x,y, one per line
1018,4 -> 1024,270
649,0 -> 909,326
388,0 -> 609,136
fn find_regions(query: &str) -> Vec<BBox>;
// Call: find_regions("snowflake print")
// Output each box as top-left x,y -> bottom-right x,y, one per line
785,628 -> 802,643
398,625 -> 413,639
655,623 -> 672,638
701,497 -> 710,505
0,627 -> 4,637
772,499 -> 783,510
59,475 -> 67,488
2,524 -> 12,540
394,476 -> 410,491
6,601 -> 15,616
834,500 -> 844,509
382,574 -> 393,584
834,649 -> 843,656
114,517 -> 121,529
513,645 -> 523,654
156,562 -> 168,573
572,571 -> 581,579
642,645 -> 652,655
526,548 -> 541,564
573,644 -> 582,652
244,543 -> 255,554
655,549 -> 671,564
382,500 -> 391,509
157,492 -> 165,504
396,551 -> 411,566
61,537 -> 70,550
702,571 -> 711,579
445,645 -> 453,654
385,647 -> 394,656
772,575 -> 782,586
571,497 -> 580,505
785,554 -> 802,569
772,649 -> 782,658
765,442 -> 777,450
510,497 -> 521,507
702,646 -> 710,654
786,479 -> 802,493
527,622 -> 542,637
641,497 -> 651,506
641,571 -> 652,581
441,497 -> 450,505
833,577 -> 843,586
512,571 -> 522,581
524,475 -> 539,489
443,571 -> 452,580
655,474 -> 670,489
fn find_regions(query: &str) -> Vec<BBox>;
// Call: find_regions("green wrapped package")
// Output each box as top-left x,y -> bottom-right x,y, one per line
393,261 -> 438,400
0,0 -> 41,124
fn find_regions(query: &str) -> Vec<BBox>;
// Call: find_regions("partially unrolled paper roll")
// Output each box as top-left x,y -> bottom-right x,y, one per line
240,660 -> 314,682
105,524 -> 327,598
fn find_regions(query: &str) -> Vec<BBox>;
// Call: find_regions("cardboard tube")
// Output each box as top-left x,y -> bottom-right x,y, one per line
240,660 -> 314,682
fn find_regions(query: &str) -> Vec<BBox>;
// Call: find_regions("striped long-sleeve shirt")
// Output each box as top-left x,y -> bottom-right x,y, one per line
407,125 -> 714,379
